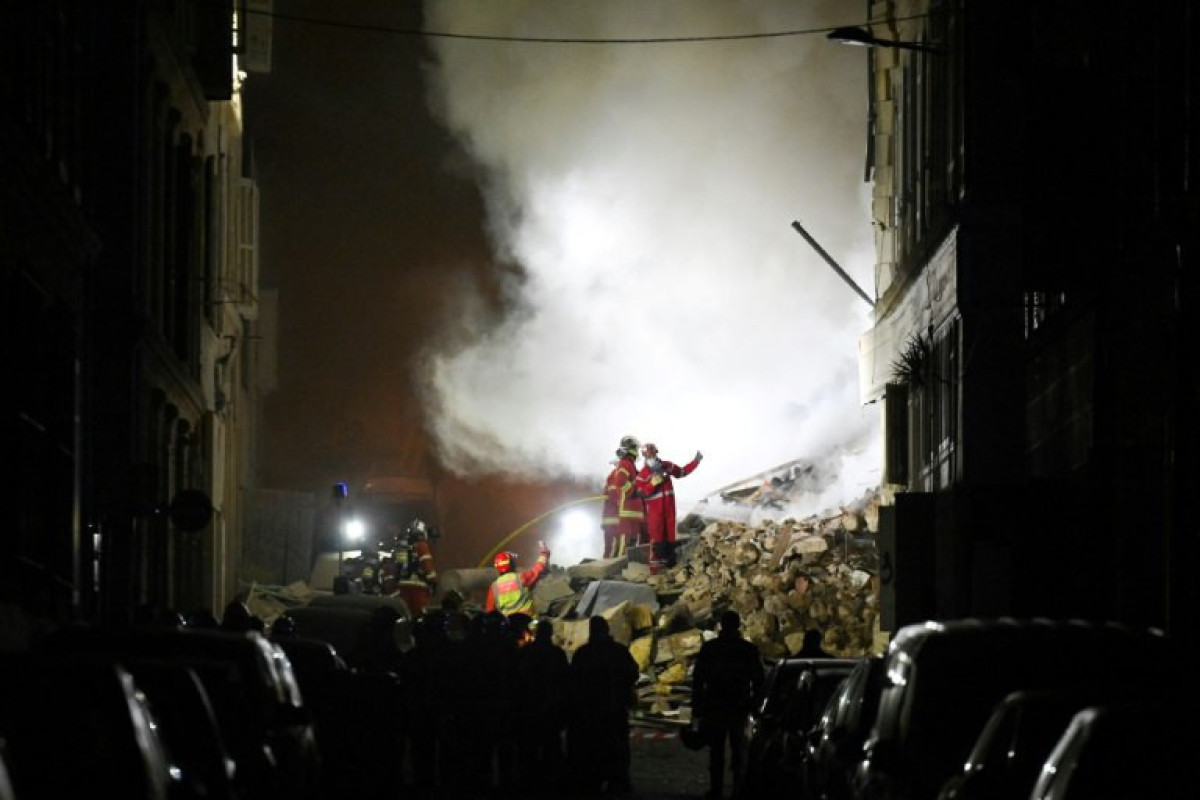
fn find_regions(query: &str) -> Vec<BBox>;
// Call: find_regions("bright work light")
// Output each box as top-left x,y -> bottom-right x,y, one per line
344,517 -> 366,542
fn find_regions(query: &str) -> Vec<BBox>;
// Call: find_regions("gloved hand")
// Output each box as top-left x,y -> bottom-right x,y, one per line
694,450 -> 703,462
651,474 -> 664,486
538,539 -> 551,559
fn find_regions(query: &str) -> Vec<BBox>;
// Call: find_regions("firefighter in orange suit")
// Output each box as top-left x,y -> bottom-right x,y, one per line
601,435 -> 645,559
409,520 -> 439,591
486,541 -> 551,616
635,442 -> 702,573
380,518 -> 439,596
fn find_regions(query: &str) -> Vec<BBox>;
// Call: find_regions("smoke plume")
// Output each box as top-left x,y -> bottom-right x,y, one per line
419,1 -> 881,555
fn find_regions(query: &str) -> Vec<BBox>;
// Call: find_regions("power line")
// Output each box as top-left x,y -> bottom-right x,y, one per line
245,6 -> 937,46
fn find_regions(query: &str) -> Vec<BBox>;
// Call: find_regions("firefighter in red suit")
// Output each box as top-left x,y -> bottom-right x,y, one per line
486,541 -> 551,616
601,435 -> 645,559
635,442 -> 702,573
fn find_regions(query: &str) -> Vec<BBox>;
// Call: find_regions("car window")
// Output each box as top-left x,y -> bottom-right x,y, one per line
822,658 -> 867,731
268,644 -> 305,709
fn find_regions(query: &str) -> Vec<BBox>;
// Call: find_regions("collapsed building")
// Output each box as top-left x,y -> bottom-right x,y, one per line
248,471 -> 884,727
532,484 -> 883,726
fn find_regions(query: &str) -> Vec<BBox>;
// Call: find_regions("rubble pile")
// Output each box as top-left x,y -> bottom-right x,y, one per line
656,516 -> 881,657
245,478 -> 886,729
535,486 -> 884,726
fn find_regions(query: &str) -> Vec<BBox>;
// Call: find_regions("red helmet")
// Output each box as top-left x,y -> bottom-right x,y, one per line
494,551 -> 516,574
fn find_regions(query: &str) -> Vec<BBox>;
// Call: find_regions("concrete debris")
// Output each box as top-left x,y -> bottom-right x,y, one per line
540,486 -> 883,727
574,580 -> 660,618
565,557 -> 629,582
529,573 -> 576,612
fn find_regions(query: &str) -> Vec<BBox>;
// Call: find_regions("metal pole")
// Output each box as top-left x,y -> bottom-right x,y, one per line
337,502 -> 344,576
791,220 -> 875,308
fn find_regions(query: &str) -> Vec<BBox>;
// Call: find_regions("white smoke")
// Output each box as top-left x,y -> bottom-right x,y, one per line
419,0 -> 881,538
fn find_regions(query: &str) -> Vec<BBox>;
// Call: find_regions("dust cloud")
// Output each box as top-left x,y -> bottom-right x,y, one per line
418,1 -> 882,559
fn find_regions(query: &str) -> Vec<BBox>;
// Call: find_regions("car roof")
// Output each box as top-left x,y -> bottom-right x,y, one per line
887,617 -> 1170,662
773,657 -> 862,673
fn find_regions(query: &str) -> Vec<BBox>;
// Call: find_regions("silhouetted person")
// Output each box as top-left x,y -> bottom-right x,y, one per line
518,618 -> 570,795
350,605 -> 405,674
458,610 -> 521,795
219,599 -> 263,633
269,615 -> 299,641
507,611 -> 534,647
692,610 -> 765,800
796,628 -> 834,658
183,607 -> 219,629
405,609 -> 462,797
568,615 -> 639,796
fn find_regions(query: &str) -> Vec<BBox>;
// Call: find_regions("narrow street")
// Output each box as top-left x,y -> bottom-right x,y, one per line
629,725 -> 711,800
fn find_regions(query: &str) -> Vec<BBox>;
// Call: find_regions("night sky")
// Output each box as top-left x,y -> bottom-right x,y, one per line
245,1 -> 881,569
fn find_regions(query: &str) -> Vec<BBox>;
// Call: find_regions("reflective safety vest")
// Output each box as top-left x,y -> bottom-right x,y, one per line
493,571 -> 533,616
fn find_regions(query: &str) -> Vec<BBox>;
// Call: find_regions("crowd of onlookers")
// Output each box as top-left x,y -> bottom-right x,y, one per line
300,598 -> 643,799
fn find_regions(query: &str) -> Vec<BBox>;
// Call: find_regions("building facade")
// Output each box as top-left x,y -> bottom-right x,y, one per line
860,0 -> 1198,636
2,1 -> 267,633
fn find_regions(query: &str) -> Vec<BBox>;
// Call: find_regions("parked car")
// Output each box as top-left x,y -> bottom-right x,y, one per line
0,745 -> 14,800
279,593 -> 413,667
275,636 -> 351,715
936,685 -> 1159,800
124,659 -> 241,800
807,655 -> 887,800
853,618 -> 1182,800
1029,698 -> 1200,799
41,624 -> 321,800
0,651 -> 174,800
742,657 -> 860,796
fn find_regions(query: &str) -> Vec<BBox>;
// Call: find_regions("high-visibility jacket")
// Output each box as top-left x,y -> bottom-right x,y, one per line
492,572 -> 533,615
485,551 -> 549,615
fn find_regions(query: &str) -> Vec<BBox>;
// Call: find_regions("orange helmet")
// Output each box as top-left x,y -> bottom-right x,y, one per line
494,551 -> 516,574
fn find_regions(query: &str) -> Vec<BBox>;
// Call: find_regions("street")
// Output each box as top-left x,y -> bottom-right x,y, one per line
628,725 -> 712,800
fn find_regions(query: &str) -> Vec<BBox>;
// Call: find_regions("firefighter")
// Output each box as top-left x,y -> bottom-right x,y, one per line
382,518 -> 439,595
635,442 -> 702,573
601,435 -> 645,559
406,518 -> 439,592
356,545 -> 382,594
485,541 -> 551,616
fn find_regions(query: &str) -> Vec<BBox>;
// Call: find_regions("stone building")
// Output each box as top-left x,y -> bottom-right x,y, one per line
1,1 -> 270,631
854,0 -> 1198,634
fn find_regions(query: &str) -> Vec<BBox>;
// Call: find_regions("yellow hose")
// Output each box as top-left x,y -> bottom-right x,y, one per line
477,494 -> 606,568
